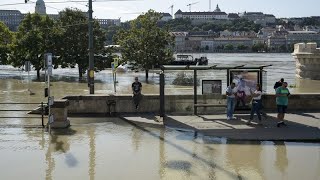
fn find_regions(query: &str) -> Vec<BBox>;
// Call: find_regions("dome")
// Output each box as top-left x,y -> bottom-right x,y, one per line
35,0 -> 46,14
36,0 -> 45,5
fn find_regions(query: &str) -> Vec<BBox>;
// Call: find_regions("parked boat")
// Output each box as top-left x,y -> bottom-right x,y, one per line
171,55 -> 208,65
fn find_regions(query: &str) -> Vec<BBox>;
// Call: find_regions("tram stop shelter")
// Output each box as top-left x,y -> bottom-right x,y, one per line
159,64 -> 272,116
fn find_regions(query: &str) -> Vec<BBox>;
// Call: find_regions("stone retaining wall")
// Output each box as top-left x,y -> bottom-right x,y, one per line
63,94 -> 320,115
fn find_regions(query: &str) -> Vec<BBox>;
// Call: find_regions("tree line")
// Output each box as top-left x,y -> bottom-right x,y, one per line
0,9 -> 174,80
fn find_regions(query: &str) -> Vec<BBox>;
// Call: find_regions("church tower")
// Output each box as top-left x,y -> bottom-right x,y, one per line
214,4 -> 221,12
35,0 -> 46,15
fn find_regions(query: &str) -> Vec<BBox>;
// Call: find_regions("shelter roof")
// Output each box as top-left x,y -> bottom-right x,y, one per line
161,64 -> 272,70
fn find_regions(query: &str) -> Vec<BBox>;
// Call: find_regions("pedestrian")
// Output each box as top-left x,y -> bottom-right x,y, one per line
275,82 -> 290,127
247,84 -> 262,125
132,77 -> 142,110
226,82 -> 237,120
274,78 -> 284,90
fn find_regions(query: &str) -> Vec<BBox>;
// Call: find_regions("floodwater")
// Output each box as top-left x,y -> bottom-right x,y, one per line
0,53 -> 319,179
1,53 -> 320,97
0,118 -> 319,180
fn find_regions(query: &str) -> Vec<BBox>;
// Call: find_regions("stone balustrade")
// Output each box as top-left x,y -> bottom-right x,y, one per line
292,42 -> 320,80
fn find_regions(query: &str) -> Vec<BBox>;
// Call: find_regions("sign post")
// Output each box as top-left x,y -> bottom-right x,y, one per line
45,53 -> 54,132
111,57 -> 119,93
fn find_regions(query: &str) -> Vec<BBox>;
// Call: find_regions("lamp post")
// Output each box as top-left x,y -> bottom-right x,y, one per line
88,0 -> 94,94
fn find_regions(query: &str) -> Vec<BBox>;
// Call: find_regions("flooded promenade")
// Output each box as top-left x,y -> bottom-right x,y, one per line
0,117 -> 319,180
0,53 -> 319,179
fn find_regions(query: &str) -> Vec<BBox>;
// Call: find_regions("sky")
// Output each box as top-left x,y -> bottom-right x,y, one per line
1,0 -> 319,21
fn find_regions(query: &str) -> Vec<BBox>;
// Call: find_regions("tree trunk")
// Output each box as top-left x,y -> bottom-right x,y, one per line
78,66 -> 83,79
37,69 -> 40,80
145,69 -> 149,80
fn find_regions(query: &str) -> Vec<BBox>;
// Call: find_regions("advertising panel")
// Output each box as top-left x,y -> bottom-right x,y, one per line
230,70 -> 259,109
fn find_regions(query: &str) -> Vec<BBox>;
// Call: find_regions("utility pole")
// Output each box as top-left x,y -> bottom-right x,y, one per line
88,0 -> 94,94
209,0 -> 211,11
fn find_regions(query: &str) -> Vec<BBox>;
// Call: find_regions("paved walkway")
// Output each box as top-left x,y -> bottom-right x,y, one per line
120,112 -> 320,141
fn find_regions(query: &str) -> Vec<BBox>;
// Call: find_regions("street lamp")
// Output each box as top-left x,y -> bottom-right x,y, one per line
88,0 -> 94,94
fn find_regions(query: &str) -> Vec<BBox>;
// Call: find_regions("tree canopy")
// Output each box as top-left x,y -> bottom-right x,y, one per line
10,13 -> 55,79
0,22 -> 13,64
115,10 -> 174,79
57,8 -> 106,78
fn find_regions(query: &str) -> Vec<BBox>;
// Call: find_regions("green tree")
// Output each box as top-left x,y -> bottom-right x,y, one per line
160,18 -> 193,32
57,8 -> 106,78
224,44 -> 234,50
10,13 -> 55,80
115,10 -> 174,80
0,22 -> 13,64
237,44 -> 248,50
252,43 -> 267,52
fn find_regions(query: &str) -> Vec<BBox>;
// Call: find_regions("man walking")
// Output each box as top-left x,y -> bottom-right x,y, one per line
226,82 -> 237,120
275,82 -> 290,127
132,77 -> 142,109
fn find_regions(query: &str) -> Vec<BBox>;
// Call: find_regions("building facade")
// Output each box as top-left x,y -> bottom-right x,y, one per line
0,10 -> 22,31
159,13 -> 172,22
201,38 -> 253,51
170,32 -> 188,52
97,19 -> 121,28
286,31 -> 320,46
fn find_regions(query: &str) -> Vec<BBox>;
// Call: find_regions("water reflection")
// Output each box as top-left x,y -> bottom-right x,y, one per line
225,141 -> 263,179
88,126 -> 96,180
274,142 -> 288,178
0,119 -> 318,180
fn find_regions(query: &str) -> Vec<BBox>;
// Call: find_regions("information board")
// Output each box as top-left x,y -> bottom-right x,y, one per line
202,80 -> 222,94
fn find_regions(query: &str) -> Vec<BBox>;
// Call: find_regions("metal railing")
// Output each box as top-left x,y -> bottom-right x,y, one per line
0,102 -> 46,127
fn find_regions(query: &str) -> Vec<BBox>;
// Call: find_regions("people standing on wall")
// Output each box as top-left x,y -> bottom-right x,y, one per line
226,82 -> 237,120
275,82 -> 290,127
247,84 -> 262,125
132,77 -> 142,110
274,78 -> 284,90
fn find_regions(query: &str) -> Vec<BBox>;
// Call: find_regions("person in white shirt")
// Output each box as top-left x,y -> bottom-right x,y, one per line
247,84 -> 262,125
226,82 -> 237,120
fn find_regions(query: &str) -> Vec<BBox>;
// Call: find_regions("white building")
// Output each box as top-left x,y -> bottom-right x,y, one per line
174,5 -> 228,21
97,19 -> 121,28
286,31 -> 320,45
159,13 -> 172,22
170,32 -> 188,52
239,12 -> 276,26
201,37 -> 253,50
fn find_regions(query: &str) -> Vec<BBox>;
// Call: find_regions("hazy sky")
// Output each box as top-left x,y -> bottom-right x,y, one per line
1,0 -> 319,21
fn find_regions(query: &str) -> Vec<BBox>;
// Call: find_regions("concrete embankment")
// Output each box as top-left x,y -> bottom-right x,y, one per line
62,94 -> 320,141
63,94 -> 320,115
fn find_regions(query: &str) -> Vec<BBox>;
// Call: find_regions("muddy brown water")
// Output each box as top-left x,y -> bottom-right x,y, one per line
0,118 -> 319,180
0,53 -> 319,179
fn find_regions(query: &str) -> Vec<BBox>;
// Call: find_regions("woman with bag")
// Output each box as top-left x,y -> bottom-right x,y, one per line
247,84 -> 262,125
